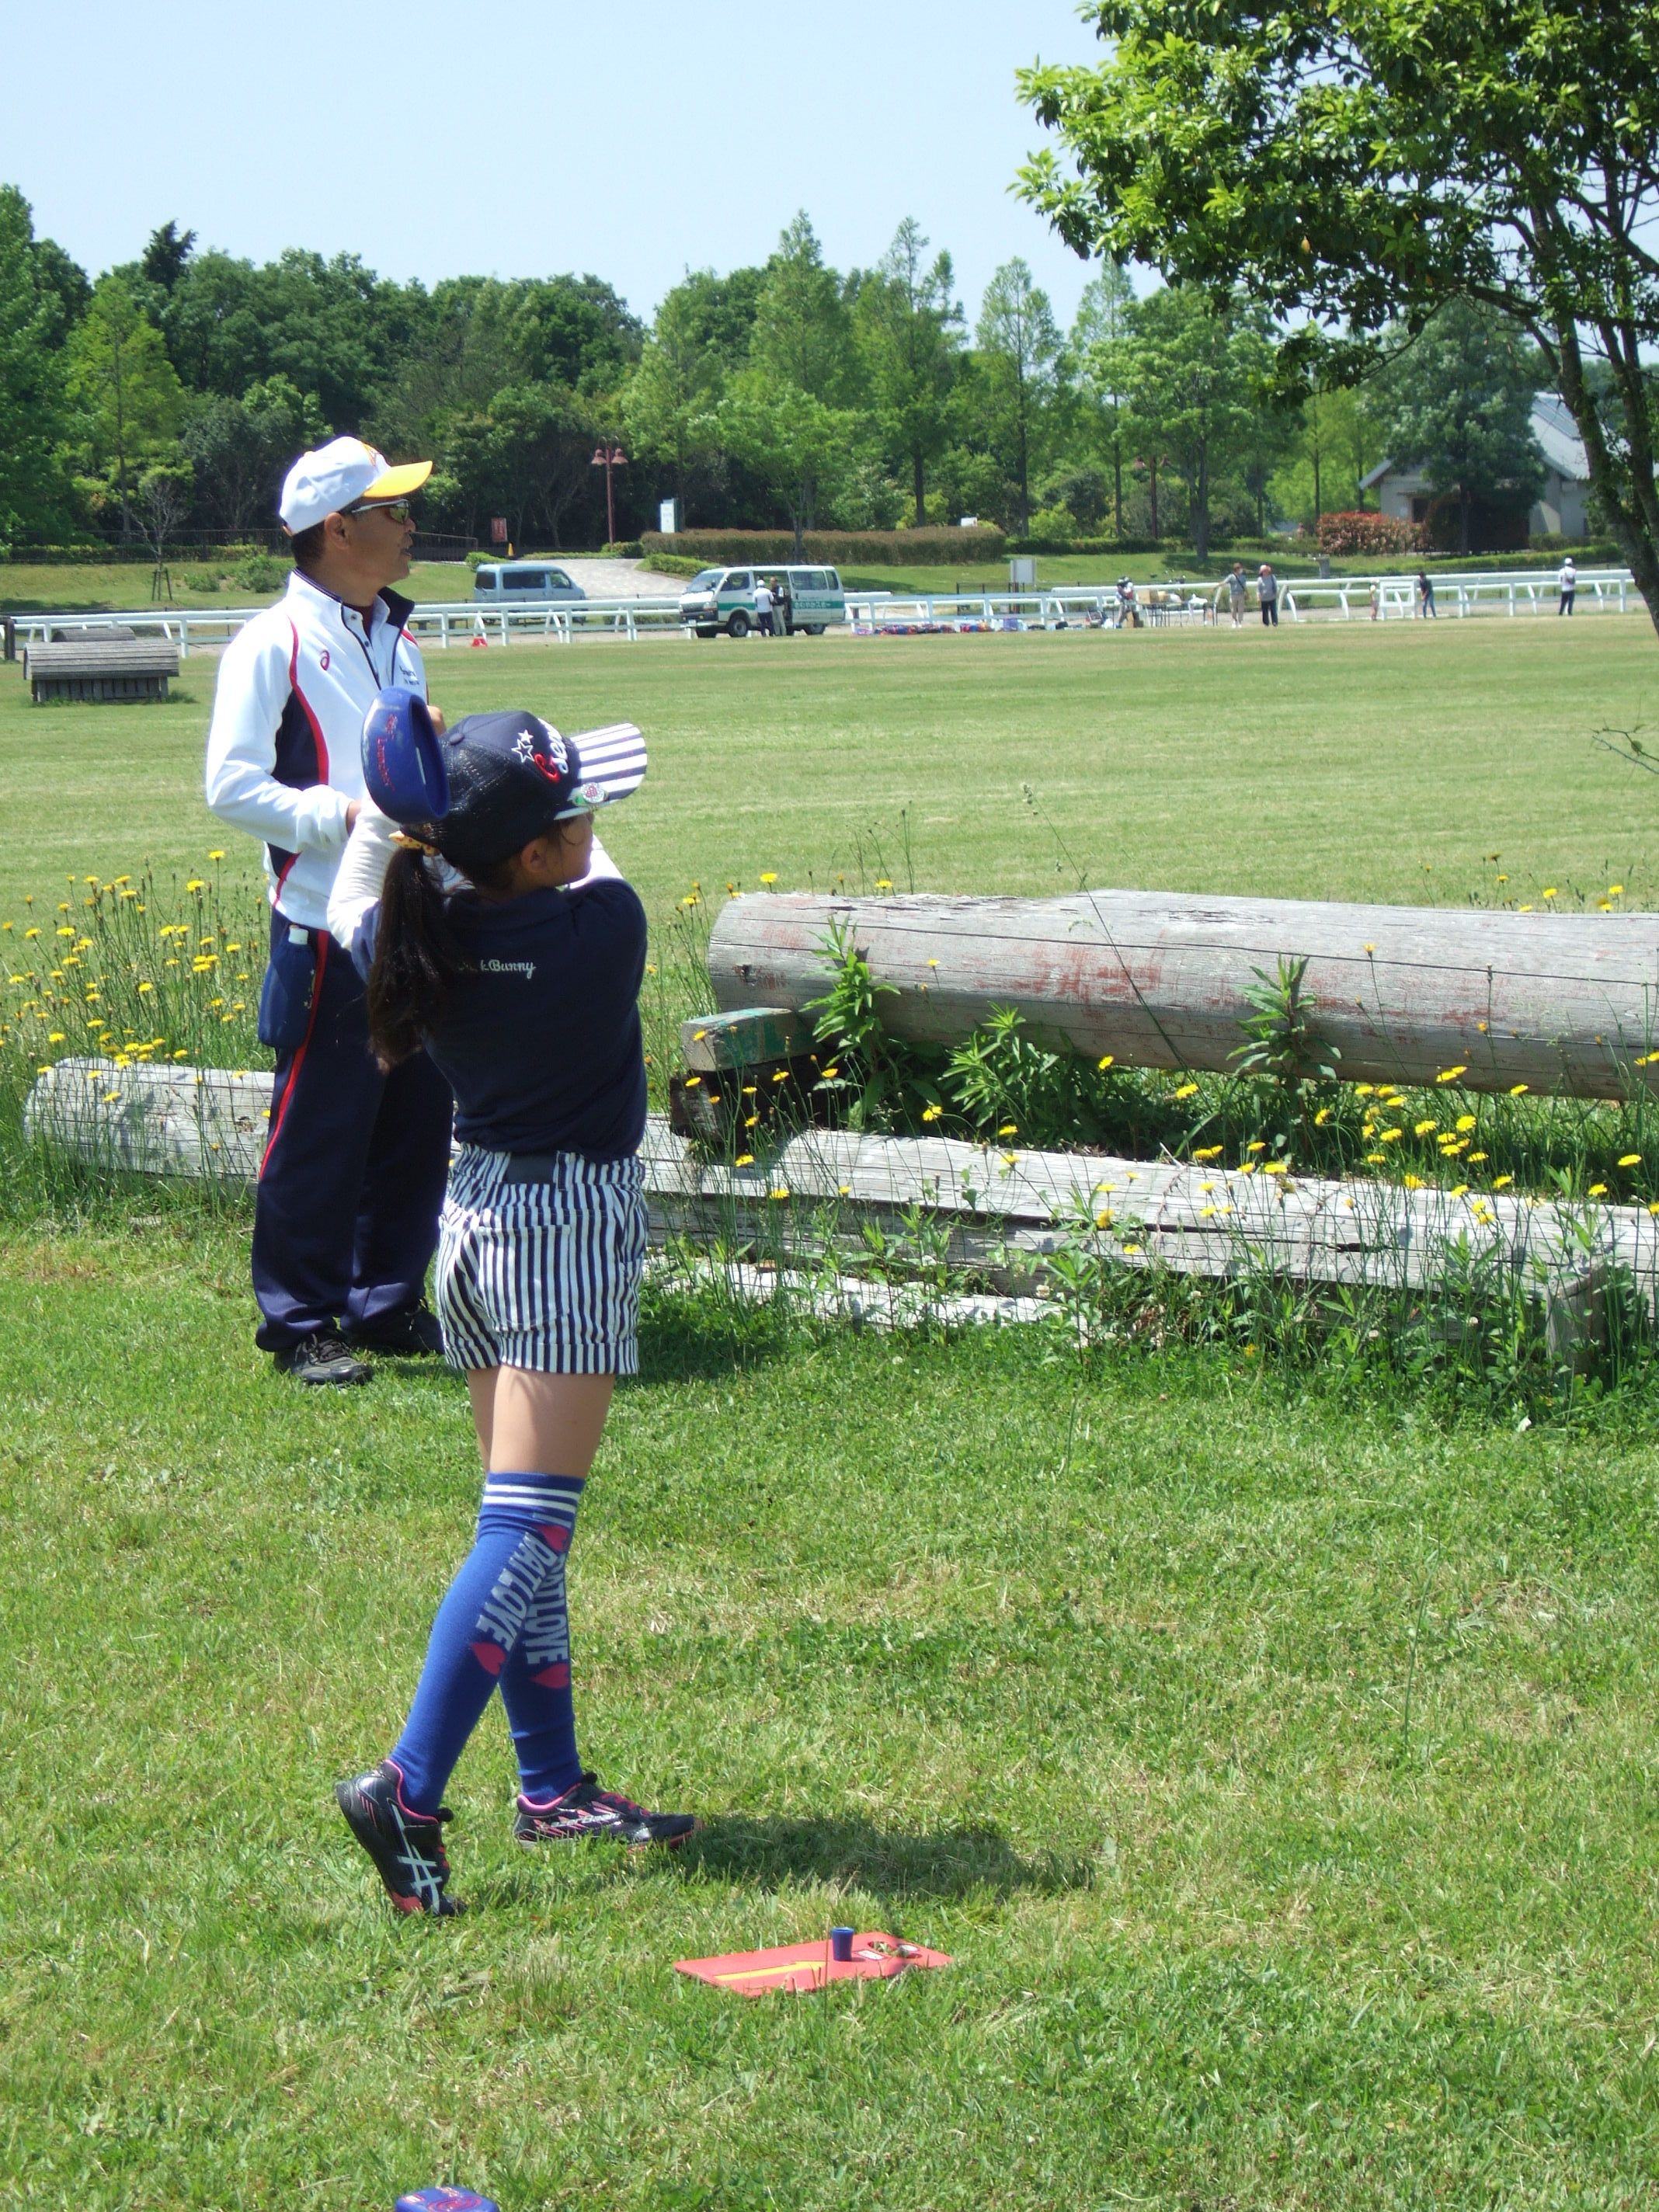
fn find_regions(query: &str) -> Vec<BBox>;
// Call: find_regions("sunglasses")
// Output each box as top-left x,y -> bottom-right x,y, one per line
344,497 -> 415,523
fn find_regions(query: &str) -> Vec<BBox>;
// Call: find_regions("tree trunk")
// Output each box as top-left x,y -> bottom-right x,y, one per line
1459,484 -> 1473,556
1312,443 -> 1322,523
1548,283 -> 1659,644
1149,457 -> 1159,541
1192,440 -> 1210,562
708,888 -> 1659,1102
912,447 -> 926,527
1111,440 -> 1122,537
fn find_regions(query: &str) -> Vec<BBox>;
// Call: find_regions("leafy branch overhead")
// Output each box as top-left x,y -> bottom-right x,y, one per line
1017,2 -> 1659,634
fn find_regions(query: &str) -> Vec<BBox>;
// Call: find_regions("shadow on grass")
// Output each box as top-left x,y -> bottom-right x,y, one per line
677,1812 -> 1097,1901
634,1290 -> 798,1386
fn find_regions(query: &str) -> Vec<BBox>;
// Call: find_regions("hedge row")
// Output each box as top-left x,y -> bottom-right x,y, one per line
1317,510 -> 1425,555
640,526 -> 1007,566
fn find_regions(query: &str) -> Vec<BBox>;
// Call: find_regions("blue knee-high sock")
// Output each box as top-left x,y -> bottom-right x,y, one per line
388,1473 -> 585,1816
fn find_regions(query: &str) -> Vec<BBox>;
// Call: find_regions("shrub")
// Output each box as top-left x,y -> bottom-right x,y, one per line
600,540 -> 644,558
641,552 -> 705,579
181,569 -> 221,592
639,526 -> 1006,567
1317,510 -> 1426,555
231,551 -> 287,592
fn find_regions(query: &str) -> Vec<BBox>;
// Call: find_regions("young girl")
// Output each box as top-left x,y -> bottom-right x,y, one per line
328,707 -> 693,1915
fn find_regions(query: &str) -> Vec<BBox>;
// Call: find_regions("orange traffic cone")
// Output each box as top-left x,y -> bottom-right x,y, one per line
469,633 -> 488,649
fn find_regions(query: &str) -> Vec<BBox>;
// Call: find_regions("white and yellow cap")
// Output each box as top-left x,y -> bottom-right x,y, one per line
278,436 -> 432,533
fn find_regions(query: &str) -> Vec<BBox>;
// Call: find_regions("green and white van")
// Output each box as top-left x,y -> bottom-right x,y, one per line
677,564 -> 847,639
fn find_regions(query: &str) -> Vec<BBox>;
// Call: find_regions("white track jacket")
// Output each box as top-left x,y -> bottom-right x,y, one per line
203,570 -> 427,933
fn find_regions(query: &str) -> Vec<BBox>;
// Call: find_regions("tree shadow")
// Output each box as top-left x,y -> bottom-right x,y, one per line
632,1292 -> 796,1386
676,1812 -> 1098,1903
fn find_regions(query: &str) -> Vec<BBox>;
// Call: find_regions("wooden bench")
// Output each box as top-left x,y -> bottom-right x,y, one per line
25,631 -> 179,704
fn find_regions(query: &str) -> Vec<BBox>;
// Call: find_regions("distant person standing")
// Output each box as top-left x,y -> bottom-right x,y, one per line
1416,569 -> 1438,618
1226,562 -> 1249,628
752,576 -> 775,638
1369,577 -> 1382,621
1558,555 -> 1577,614
1257,563 -> 1278,627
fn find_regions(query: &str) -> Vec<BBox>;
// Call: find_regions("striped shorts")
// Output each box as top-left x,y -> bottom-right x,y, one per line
435,1144 -> 648,1376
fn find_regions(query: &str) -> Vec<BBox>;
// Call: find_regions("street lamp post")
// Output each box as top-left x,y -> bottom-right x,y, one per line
591,442 -> 628,547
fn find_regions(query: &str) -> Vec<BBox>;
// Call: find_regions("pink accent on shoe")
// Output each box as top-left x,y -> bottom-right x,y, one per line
470,1640 -> 506,1676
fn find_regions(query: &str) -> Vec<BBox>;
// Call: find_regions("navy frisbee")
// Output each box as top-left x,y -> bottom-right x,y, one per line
361,686 -> 450,824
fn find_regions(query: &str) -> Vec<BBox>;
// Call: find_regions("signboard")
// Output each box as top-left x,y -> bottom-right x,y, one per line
490,516 -> 508,544
658,499 -> 679,535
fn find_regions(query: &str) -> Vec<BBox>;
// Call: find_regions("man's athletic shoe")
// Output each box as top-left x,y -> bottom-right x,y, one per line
346,1305 -> 443,1357
514,1772 -> 697,1850
335,1761 -> 463,1915
276,1330 -> 371,1386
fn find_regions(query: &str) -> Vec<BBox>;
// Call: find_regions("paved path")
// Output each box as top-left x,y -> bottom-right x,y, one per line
547,558 -> 680,600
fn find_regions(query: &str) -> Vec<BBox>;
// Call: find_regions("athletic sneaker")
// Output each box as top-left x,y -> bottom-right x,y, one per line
514,1772 -> 697,1850
276,1330 -> 371,1386
335,1760 -> 463,1915
346,1305 -> 444,1357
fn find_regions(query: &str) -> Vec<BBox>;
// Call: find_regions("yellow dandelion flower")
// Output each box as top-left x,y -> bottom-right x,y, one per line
1455,1114 -> 1476,1133
1380,1127 -> 1403,1143
1588,1182 -> 1608,1197
744,1114 -> 759,1129
1414,1118 -> 1438,1136
1121,1243 -> 1143,1257
1365,1152 -> 1386,1164
821,1065 -> 839,1078
1403,1173 -> 1424,1190
759,871 -> 778,885
1246,1139 -> 1266,1153
1313,1106 -> 1331,1125
47,1031 -> 64,1043
1449,1183 -> 1469,1197
1094,1209 -> 1114,1229
1542,887 -> 1557,899
1435,1066 -> 1466,1083
875,878 -> 892,892
734,1153 -> 755,1167
1097,1054 -> 1114,1070
1468,1149 -> 1487,1162
1174,1081 -> 1198,1100
1492,1174 -> 1514,1189
1263,1160 -> 1289,1176
921,1104 -> 943,1122
683,1074 -> 701,1088
1619,1153 -> 1641,1167
1193,1144 -> 1223,1160
771,1069 -> 788,1083
207,850 -> 224,861
998,1123 -> 1018,1136
769,1187 -> 791,1201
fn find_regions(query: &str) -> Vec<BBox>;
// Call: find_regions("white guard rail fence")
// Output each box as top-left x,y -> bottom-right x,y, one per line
2,569 -> 1640,657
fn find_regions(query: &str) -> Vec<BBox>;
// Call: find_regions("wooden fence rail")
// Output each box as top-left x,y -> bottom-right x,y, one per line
22,1062 -> 1654,1346
708,890 -> 1659,1102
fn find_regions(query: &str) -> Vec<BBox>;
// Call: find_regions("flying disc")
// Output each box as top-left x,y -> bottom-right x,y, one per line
361,686 -> 450,824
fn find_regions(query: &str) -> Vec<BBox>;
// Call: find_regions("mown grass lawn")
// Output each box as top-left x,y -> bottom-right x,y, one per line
3,613 -> 1655,927
5,615 -> 1659,2208
3,1216 -> 1657,2210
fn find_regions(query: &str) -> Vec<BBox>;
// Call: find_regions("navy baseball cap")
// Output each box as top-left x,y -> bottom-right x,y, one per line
436,710 -> 647,873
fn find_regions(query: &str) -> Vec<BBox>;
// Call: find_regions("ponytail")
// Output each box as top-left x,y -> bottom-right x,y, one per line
366,846 -> 473,1066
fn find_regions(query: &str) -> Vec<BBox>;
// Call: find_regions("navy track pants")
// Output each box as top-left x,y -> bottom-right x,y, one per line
252,917 -> 452,1353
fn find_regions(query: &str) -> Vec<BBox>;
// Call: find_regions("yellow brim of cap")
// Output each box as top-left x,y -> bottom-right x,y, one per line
361,458 -> 433,502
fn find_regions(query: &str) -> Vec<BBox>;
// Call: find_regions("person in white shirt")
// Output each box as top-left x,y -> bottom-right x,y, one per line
753,577 -> 775,638
204,437 -> 454,1385
1558,556 -> 1577,615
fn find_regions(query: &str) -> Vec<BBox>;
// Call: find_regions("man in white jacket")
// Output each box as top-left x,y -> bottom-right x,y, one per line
204,438 -> 454,1384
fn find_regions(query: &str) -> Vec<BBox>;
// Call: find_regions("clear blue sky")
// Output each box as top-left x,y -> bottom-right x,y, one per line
13,0 -> 1110,331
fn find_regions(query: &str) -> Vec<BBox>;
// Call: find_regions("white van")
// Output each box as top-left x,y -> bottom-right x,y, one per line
472,561 -> 587,608
678,564 -> 847,639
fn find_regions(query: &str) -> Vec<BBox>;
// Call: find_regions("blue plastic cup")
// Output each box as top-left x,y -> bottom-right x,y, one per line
830,1926 -> 855,1962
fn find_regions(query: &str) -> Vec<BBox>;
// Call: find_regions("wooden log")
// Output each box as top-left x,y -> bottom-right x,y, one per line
707,890 -> 1659,1101
27,1063 -> 1652,1324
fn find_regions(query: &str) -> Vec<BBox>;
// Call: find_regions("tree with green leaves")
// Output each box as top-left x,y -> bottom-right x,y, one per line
65,274 -> 186,538
1017,1 -> 1659,634
1115,287 -> 1271,559
1070,260 -> 1136,535
976,259 -> 1061,534
714,373 -> 861,552
1272,385 -> 1386,531
0,188 -> 80,549
182,375 -> 327,532
1369,301 -> 1543,553
750,213 -> 861,406
622,270 -> 762,523
855,218 -> 963,525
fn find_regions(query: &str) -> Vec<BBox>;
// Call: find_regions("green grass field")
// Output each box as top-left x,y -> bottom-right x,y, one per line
3,614 -> 1654,928
5,617 -> 1659,2210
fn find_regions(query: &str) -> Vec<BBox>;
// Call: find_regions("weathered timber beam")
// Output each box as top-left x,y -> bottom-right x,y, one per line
707,891 -> 1659,1101
26,1062 -> 1656,1315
